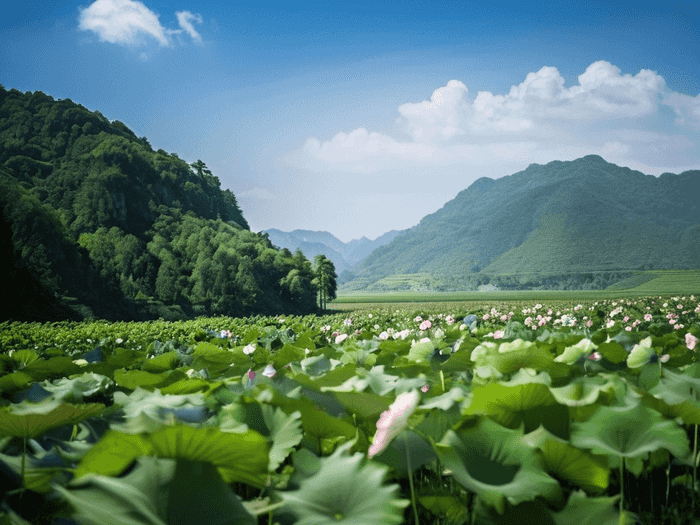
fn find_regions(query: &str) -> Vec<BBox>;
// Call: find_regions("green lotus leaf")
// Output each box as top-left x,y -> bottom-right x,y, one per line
419,385 -> 468,411
418,494 -> 468,523
549,376 -> 616,407
626,337 -> 655,368
649,368 -> 700,406
538,438 -> 609,493
113,369 -> 177,390
0,399 -> 104,438
311,364 -> 358,389
432,419 -> 561,513
569,401 -> 690,460
255,385 -> 357,455
555,338 -> 597,364
166,460 -> 257,525
41,372 -> 114,402
464,381 -> 567,437
407,340 -> 435,363
642,391 -> 700,426
282,443 -> 409,525
271,343 -> 307,370
56,456 -> 173,525
140,352 -> 180,373
59,457 -> 257,525
10,350 -> 39,367
331,391 -> 393,420
596,342 -> 628,364
552,490 -> 634,525
370,429 -> 436,478
111,388 -> 207,433
158,378 -> 211,395
74,424 -> 270,488
261,405 -> 303,472
0,371 -> 34,394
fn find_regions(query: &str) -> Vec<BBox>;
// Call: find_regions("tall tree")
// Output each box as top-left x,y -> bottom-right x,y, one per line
312,254 -> 337,310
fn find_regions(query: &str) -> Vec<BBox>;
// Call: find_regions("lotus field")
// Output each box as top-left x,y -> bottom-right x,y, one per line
1,296 -> 700,525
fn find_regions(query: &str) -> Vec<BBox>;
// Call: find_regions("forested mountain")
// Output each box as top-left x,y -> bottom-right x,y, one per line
0,85 -> 318,321
351,155 -> 700,291
264,228 -> 403,281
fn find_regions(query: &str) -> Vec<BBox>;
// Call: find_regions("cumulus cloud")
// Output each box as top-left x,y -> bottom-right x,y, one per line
79,0 -> 203,48
285,60 -> 697,177
663,92 -> 700,130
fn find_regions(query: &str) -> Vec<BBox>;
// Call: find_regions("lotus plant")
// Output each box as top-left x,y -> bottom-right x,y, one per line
369,389 -> 421,525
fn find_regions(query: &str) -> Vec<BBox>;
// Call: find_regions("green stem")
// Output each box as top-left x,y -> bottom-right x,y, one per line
694,423 -> 698,513
619,456 -> 624,525
404,437 -> 419,525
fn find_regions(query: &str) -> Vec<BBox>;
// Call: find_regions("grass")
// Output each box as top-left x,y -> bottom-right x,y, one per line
331,269 -> 700,309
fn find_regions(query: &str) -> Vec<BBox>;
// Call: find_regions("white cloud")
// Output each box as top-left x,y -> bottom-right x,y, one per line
78,0 -> 203,48
176,11 -> 203,43
662,92 -> 700,130
284,60 -> 696,178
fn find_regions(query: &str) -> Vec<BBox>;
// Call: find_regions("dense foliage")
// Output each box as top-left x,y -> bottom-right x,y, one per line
0,85 -> 320,320
350,155 -> 700,291
0,296 -> 699,524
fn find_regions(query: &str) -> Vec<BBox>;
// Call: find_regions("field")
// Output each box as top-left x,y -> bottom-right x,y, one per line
0,288 -> 699,524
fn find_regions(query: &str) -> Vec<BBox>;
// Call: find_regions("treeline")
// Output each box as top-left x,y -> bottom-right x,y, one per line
431,271 -> 637,291
0,85 -> 322,321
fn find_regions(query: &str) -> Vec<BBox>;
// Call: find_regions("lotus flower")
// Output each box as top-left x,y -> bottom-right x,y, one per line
368,390 -> 420,458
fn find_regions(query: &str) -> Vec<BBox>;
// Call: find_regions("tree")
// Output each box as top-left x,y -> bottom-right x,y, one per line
312,255 -> 337,310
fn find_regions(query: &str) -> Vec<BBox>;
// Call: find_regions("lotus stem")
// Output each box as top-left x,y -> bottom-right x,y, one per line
404,437 -> 419,525
619,456 -> 624,525
440,370 -> 445,393
694,423 -> 698,513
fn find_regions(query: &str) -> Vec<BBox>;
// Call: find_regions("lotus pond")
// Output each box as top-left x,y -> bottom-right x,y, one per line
0,295 -> 699,524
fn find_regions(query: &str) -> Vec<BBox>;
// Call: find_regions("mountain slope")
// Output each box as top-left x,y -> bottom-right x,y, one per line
0,85 -> 317,320
354,155 -> 700,290
263,228 -> 404,277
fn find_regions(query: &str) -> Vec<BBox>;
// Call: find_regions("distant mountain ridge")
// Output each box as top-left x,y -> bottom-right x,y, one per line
348,155 -> 700,291
263,228 -> 403,277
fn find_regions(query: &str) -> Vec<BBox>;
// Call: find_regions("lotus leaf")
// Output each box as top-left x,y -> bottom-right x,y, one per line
282,442 -> 409,525
569,401 -> 690,460
432,418 -> 561,513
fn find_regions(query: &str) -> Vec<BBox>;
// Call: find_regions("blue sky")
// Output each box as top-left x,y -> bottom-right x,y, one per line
1,0 -> 699,242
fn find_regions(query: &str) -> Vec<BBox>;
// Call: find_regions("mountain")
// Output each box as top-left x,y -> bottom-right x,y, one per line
350,155 -> 700,291
263,228 -> 403,278
0,85 -> 318,320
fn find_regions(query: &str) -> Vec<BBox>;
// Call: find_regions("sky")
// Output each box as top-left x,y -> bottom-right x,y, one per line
1,0 -> 699,243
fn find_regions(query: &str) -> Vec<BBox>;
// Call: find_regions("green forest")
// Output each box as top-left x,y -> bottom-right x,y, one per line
0,85 -> 336,322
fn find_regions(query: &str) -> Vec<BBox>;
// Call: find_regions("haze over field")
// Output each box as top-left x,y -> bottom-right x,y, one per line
1,0 -> 699,241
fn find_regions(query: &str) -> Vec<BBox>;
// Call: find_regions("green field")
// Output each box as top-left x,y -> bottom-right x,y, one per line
331,269 -> 700,309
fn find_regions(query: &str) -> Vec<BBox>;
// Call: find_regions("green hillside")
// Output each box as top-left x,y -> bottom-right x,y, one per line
0,85 -> 318,321
349,155 -> 700,291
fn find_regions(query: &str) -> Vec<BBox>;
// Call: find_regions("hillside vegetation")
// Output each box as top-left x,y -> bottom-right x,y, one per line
0,85 -> 318,321
349,155 -> 700,291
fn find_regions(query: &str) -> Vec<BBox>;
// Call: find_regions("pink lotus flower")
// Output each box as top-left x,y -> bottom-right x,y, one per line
368,390 -> 420,458
247,369 -> 256,380
493,330 -> 505,339
421,384 -> 430,393
262,364 -> 276,377
419,320 -> 432,331
687,333 -> 698,351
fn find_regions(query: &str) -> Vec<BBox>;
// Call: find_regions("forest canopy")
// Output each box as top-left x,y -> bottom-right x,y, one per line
0,85 -> 322,321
